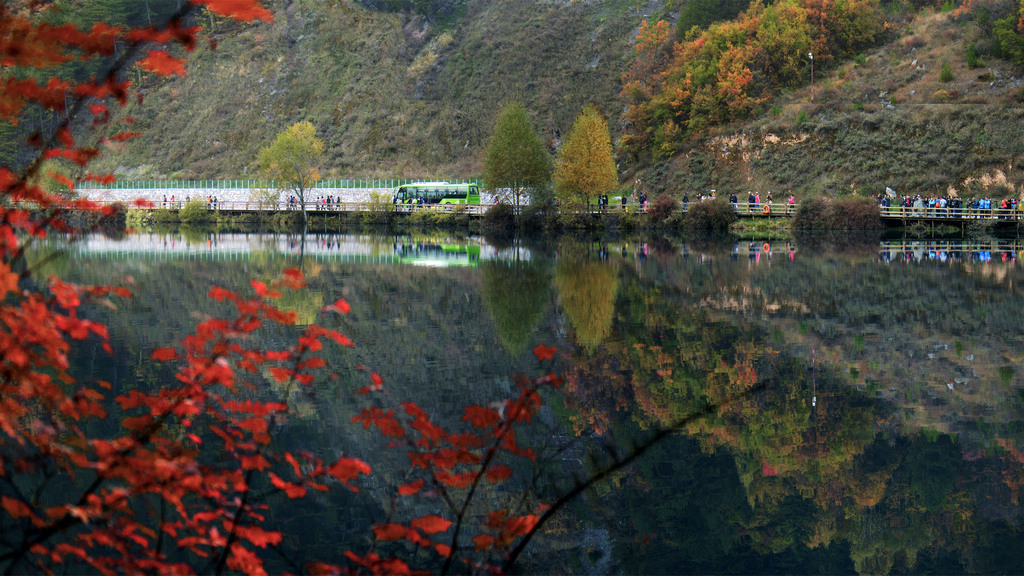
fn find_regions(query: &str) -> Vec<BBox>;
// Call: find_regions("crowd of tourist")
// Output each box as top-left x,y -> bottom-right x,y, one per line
877,193 -> 1020,217
313,195 -> 344,210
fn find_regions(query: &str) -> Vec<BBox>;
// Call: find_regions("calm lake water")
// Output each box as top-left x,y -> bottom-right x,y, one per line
35,230 -> 1024,574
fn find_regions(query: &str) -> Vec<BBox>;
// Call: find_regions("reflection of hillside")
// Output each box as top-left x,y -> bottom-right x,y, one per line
35,232 -> 1024,574
579,257 -> 1023,575
644,241 -> 1024,449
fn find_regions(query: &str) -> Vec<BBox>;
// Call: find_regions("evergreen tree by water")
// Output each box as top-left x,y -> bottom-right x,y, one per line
482,101 -> 552,213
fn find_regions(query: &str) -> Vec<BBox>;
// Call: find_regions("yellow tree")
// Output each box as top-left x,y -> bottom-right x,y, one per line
553,104 -> 617,208
258,121 -> 324,222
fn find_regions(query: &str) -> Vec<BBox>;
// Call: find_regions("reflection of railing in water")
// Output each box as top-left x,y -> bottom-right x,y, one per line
32,233 -> 531,266
878,240 -> 1024,264
32,233 -> 1024,269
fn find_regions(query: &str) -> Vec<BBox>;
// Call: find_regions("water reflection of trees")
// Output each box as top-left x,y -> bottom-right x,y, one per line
38,232 -> 1024,574
551,237 -> 1024,574
554,244 -> 619,353
481,259 -> 551,356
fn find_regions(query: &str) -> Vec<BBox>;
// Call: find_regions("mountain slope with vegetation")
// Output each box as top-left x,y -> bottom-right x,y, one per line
649,2 -> 1024,200
83,0 -> 641,180
12,0 -> 1024,200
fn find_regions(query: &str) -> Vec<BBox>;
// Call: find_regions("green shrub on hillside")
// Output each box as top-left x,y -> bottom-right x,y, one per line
940,62 -> 954,82
966,44 -> 984,69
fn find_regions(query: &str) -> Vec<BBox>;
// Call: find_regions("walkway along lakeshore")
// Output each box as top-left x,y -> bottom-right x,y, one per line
76,184 -> 1024,225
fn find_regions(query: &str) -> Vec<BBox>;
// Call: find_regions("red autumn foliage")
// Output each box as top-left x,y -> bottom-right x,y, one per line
1,2 -> 572,573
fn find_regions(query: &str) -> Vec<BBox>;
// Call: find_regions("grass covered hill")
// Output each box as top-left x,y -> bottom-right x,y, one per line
87,0 -> 641,180
649,6 -> 1024,201
24,0 -> 1024,201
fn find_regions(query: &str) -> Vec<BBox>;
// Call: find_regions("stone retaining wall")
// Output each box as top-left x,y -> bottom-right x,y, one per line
83,187 -> 498,207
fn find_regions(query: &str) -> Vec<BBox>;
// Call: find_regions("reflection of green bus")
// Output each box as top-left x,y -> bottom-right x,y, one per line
393,243 -> 481,267
392,182 -> 481,205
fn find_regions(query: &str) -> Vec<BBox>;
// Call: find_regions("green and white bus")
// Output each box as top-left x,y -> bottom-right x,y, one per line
392,182 -> 481,205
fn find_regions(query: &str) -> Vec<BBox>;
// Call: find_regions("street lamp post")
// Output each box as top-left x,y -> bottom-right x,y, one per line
808,52 -> 814,103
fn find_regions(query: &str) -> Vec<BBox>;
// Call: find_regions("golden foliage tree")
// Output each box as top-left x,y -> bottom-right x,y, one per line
553,105 -> 618,207
258,121 -> 323,222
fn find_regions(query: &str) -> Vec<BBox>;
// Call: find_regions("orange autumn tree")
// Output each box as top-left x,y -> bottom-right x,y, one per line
620,0 -> 883,158
0,2 -> 563,574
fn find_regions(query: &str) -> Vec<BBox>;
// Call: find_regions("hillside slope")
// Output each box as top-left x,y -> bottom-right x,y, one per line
90,1 -> 1024,200
637,9 -> 1024,200
92,0 -> 642,180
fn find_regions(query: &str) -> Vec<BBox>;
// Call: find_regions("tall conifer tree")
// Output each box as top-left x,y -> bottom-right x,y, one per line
482,101 -> 552,214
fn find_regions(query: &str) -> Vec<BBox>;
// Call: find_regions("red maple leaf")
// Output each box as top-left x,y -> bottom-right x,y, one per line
372,523 -> 410,542
326,457 -> 371,488
410,515 -> 452,535
137,50 -> 187,77
533,344 -> 556,361
398,479 -> 425,496
200,0 -> 274,22
462,405 -> 500,429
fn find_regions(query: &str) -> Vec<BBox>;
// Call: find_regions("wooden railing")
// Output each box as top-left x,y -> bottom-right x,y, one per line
35,198 -> 1024,222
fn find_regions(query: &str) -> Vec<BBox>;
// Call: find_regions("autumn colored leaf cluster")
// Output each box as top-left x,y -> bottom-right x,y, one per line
2,262 -> 376,574
620,0 -> 883,157
313,345 -> 563,575
0,0 -> 271,223
2,4 -> 573,574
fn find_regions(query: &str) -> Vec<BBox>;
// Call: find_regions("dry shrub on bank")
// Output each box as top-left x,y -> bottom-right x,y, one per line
684,198 -> 738,230
482,202 -> 516,231
792,196 -> 882,230
648,194 -> 679,224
